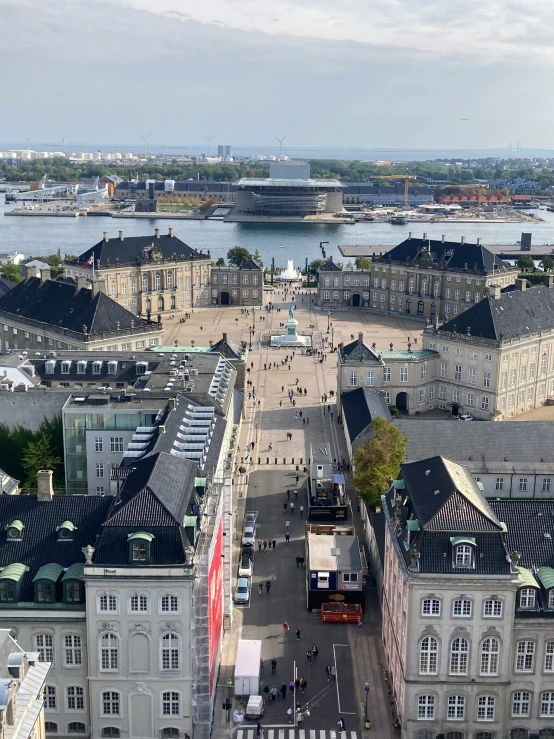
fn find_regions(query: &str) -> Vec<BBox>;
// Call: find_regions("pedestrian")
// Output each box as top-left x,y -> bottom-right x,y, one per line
257,722 -> 263,739
287,707 -> 293,724
306,649 -> 312,664
294,489 -> 298,499
289,681 -> 295,695
295,411 -> 298,420
279,400 -> 282,407
285,533 -> 290,544
303,417 -> 306,425
290,502 -> 295,513
286,520 -> 290,530
306,416 -> 309,425
281,386 -> 284,392
271,658 -> 277,674
296,556 -> 300,568
297,708 -> 303,726
284,501 -> 288,512
338,718 -> 345,731
272,539 -> 276,550
287,489 -> 291,499
259,582 -> 263,596
358,619 -> 363,629
269,442 -> 273,451
331,665 -> 337,681
282,622 -> 290,636
281,683 -> 287,700
300,505 -> 304,517
294,678 -> 300,694
296,627 -> 301,641
325,664 -> 332,681
258,540 -> 262,553
270,686 -> 277,702
263,540 -> 267,552
266,580 -> 271,593
300,677 -> 307,693
312,643 -> 319,659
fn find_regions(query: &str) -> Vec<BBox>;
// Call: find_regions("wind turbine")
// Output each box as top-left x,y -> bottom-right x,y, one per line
25,137 -> 31,151
62,134 -> 67,148
206,135 -> 215,157
140,133 -> 151,158
275,135 -> 287,157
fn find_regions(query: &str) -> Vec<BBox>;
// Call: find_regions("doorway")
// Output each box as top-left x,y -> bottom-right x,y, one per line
396,392 -> 409,413
452,404 -> 459,416
221,292 -> 230,306
352,293 -> 360,307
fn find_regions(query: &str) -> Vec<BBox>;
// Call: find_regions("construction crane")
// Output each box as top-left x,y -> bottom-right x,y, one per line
370,175 -> 412,207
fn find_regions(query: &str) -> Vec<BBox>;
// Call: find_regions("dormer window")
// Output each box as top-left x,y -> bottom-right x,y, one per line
0,563 -> 25,603
33,563 -> 63,605
57,521 -> 75,541
549,591 -> 554,609
61,361 -> 71,375
45,360 -> 55,375
136,362 -> 148,375
107,361 -> 117,375
519,587 -> 536,609
5,520 -> 24,541
92,361 -> 103,375
451,537 -> 476,568
62,563 -> 84,604
77,361 -> 87,375
128,532 -> 154,564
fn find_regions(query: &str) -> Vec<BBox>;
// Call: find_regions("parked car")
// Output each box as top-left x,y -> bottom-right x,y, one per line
238,556 -> 253,577
244,511 -> 258,526
242,526 -> 255,546
241,547 -> 254,560
234,577 -> 250,604
458,413 -> 474,421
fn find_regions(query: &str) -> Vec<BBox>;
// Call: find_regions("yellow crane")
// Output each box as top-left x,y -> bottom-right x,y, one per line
370,175 -> 412,207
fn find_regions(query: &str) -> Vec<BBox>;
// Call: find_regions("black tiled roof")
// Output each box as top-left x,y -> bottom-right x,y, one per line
239,259 -> 262,271
439,286 -> 554,341
381,237 -> 510,273
489,500 -> 554,570
321,260 -> 341,272
0,278 -> 151,336
0,278 -> 15,298
340,338 -> 381,362
341,387 -> 391,442
210,334 -> 243,359
74,233 -> 207,267
417,531 -> 511,575
425,491 -> 502,532
93,526 -> 190,566
0,496 -> 111,602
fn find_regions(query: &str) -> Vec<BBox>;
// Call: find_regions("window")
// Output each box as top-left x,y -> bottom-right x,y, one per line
110,437 -> 124,453
383,392 -> 390,404
453,365 -> 461,381
542,355 -> 548,375
418,695 -> 435,720
453,599 -> 472,617
96,463 -> 104,478
531,362 -> 536,378
483,371 -> 491,387
544,478 -> 552,493
94,437 -> 103,453
475,734 -> 493,739
67,686 -> 84,711
468,367 -> 476,385
366,371 -> 375,387
541,692 -> 554,717
450,638 -> 469,675
481,396 -> 489,411
452,390 -> 460,404
242,289 -> 248,299
518,478 -> 527,492
383,368 -> 391,382
400,367 -> 408,383
161,633 -> 180,671
501,372 -> 507,389
36,581 -> 54,603
439,386 -> 446,400
343,573 -> 358,582
420,389 -> 426,403
45,685 -> 57,710
515,640 -> 535,671
512,691 -> 530,717
421,364 -> 427,380
545,640 -> 554,671
519,588 -> 536,609
480,638 -> 499,675
102,729 -> 120,738
323,291 -> 330,300
68,723 -> 86,734
101,691 -> 120,716
45,722 -> 58,734
466,393 -> 474,407
162,692 -> 180,716
35,634 -> 54,662
99,595 -> 118,613
447,695 -> 465,720
455,545 -> 473,567
100,633 -> 119,671
64,636 -> 82,666
161,730 -> 179,739
161,595 -> 179,613
349,371 -> 358,387
419,637 -> 438,674
477,696 -> 495,721
483,599 -> 502,617
440,362 -> 448,378
130,595 -> 149,612
494,477 -> 504,492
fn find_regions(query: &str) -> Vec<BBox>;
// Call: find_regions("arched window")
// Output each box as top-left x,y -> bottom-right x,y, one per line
446,733 -> 464,739
45,722 -> 58,734
417,695 -> 435,720
446,696 -> 465,720
142,275 -> 148,292
511,731 -> 528,739
539,730 -> 554,739
161,633 -> 180,671
454,544 -> 473,567
430,303 -> 436,317
161,730 -> 180,739
406,299 -> 411,314
102,730 -> 120,738
417,300 -> 424,316
480,638 -> 499,676
475,734 -> 494,739
419,636 -> 438,675
34,633 -> 54,662
100,633 -> 119,671
421,280 -> 428,296
68,722 -> 86,734
450,637 -> 469,675
101,691 -> 121,716
171,296 -> 176,310
541,692 -> 554,717
155,274 -> 161,291
145,299 -> 151,312
161,691 -> 180,717
416,732 -> 435,739
158,296 -> 164,311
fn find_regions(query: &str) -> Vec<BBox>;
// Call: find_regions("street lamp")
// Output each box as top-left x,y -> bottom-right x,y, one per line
331,327 -> 335,351
249,327 -> 254,351
252,306 -> 255,331
255,419 -> 258,443
364,681 -> 371,729
327,311 -> 331,333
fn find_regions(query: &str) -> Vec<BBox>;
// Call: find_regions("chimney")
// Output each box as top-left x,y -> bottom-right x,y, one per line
155,228 -> 160,239
169,397 -> 176,410
544,274 -> 554,289
515,277 -> 527,291
461,236 -> 466,244
24,265 -> 37,279
489,284 -> 502,299
36,470 -> 54,501
91,278 -> 107,297
358,332 -> 363,342
76,276 -> 89,292
40,266 -> 51,283
118,230 -> 124,241
223,332 -> 227,341
408,231 -> 413,239
441,234 -> 446,243
103,231 -> 109,242
422,233 -> 428,241
168,228 -> 174,238
476,237 -> 482,246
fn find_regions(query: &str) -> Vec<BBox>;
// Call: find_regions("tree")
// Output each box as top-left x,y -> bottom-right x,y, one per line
0,263 -> 22,284
215,257 -> 226,267
252,248 -> 263,266
21,434 -> 62,490
540,256 -> 554,272
355,256 -> 372,270
227,246 -> 251,267
353,418 -> 407,507
517,254 -> 535,272
309,259 -> 324,275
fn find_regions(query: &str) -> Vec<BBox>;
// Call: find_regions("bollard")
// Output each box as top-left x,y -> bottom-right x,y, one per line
275,458 -> 278,465
283,458 -> 286,465
292,458 -> 294,465
258,457 -> 260,465
300,458 -> 303,465
266,457 -> 269,465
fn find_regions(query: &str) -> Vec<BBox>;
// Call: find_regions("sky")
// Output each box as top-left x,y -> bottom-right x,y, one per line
1,0 -> 553,150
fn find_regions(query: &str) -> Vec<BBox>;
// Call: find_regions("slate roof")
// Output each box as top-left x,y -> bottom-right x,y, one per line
0,277 -> 152,336
489,500 -> 554,570
0,496 -> 111,602
321,260 -> 342,272
439,286 -> 554,341
0,278 -> 15,298
340,337 -> 381,363
73,233 -> 207,268
210,333 -> 244,359
416,530 -> 511,575
238,259 -> 262,271
380,236 -> 511,273
341,387 -> 391,443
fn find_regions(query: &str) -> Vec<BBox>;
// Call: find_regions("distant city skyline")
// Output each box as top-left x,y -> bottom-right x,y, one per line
2,0 -> 554,149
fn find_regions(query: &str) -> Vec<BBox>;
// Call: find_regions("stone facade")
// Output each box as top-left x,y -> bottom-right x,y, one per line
210,261 -> 264,306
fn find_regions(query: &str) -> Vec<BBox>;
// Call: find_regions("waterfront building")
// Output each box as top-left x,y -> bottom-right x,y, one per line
210,258 -> 264,306
0,268 -> 162,353
115,180 -> 237,203
341,182 -> 433,205
380,454 -> 554,739
64,230 -> 212,316
317,260 -> 371,307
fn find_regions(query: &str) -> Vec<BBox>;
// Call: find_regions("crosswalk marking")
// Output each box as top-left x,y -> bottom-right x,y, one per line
236,731 -> 359,739
267,731 -> 274,739
298,731 -> 305,739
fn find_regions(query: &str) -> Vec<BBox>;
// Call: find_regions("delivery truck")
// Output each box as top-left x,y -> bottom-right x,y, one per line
234,639 -> 262,696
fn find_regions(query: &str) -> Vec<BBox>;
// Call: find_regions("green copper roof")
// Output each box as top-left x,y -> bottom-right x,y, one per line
127,531 -> 154,543
62,563 -> 84,582
5,520 -> 24,533
538,567 -> 554,591
393,479 -> 405,490
33,563 -> 63,583
450,536 -> 476,547
0,563 -> 26,582
518,566 -> 540,589
195,477 -> 207,488
56,521 -> 76,532
379,349 -> 436,360
407,519 -> 420,531
184,515 -> 198,528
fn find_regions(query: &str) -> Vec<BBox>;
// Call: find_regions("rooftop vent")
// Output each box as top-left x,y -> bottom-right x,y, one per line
545,533 -> 552,540
434,489 -> 440,496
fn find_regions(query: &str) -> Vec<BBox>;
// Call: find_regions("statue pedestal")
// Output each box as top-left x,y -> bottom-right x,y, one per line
270,317 -> 311,348
285,318 -> 298,339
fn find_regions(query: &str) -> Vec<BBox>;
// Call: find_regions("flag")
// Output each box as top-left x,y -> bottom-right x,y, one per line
81,255 -> 94,267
